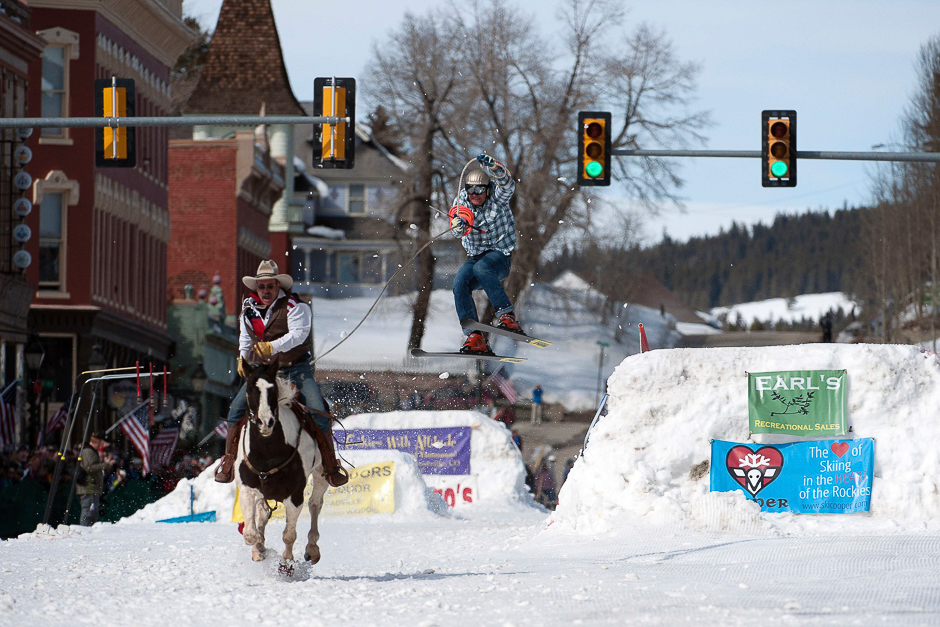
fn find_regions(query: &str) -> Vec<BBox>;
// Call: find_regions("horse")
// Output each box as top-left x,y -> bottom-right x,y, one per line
234,361 -> 330,566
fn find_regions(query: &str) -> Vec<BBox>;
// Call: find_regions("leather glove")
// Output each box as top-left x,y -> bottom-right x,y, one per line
252,341 -> 274,360
237,357 -> 247,379
450,215 -> 466,237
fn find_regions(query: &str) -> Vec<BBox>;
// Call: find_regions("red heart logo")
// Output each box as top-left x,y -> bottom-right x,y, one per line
725,445 -> 784,497
831,442 -> 849,458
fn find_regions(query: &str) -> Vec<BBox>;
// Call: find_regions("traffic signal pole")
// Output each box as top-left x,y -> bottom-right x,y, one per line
611,148 -> 940,163
0,115 -> 349,128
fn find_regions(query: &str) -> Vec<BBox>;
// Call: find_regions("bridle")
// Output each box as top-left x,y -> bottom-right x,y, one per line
241,376 -> 301,481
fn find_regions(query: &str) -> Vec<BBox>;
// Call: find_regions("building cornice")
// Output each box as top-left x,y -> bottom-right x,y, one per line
0,16 -> 46,71
29,0 -> 194,68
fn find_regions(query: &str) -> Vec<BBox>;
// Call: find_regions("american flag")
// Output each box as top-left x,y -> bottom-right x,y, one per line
150,427 -> 179,469
0,381 -> 18,448
490,370 -> 519,404
119,400 -> 151,475
213,421 -> 229,439
45,401 -> 70,435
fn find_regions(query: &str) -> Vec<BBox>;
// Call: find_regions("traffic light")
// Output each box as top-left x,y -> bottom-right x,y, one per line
762,109 -> 796,187
94,78 -> 136,168
313,77 -> 356,169
577,111 -> 611,186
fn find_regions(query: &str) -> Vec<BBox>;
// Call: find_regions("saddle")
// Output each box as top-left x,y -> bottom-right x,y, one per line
288,400 -> 349,487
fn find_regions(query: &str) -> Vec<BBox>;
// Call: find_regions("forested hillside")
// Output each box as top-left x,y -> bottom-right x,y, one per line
640,208 -> 867,309
549,208 -> 867,311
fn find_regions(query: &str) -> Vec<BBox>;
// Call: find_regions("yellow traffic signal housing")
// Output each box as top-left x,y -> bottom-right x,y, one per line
762,109 -> 796,187
313,77 -> 356,169
577,111 -> 611,186
94,78 -> 136,168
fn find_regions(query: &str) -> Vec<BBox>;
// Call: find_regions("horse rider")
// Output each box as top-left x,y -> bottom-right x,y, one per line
214,260 -> 348,487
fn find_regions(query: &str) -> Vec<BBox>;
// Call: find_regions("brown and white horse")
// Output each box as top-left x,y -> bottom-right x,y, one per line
235,362 -> 330,566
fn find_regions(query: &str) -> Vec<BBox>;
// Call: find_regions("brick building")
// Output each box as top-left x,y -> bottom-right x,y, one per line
23,1 -> 192,422
0,0 -> 46,445
167,131 -> 283,312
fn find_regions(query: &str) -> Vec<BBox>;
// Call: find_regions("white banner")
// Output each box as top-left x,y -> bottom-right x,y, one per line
424,475 -> 477,508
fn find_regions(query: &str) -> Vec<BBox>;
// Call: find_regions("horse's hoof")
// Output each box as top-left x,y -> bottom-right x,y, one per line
252,548 -> 264,562
278,562 -> 294,577
304,548 -> 320,564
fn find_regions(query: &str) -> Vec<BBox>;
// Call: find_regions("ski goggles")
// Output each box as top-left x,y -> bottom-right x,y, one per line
465,185 -> 488,195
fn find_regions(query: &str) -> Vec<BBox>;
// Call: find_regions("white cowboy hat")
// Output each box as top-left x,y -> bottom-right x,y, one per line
242,260 -> 293,292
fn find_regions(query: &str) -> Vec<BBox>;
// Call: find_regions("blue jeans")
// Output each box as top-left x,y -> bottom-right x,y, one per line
453,251 -> 513,335
227,361 -> 330,433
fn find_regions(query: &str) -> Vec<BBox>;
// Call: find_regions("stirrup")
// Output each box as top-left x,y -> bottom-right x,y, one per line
327,466 -> 349,487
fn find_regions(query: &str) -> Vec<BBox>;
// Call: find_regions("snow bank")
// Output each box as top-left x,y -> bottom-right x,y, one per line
340,410 -> 538,512
121,459 -> 234,524
330,449 -> 448,520
553,344 -> 940,534
122,451 -> 446,524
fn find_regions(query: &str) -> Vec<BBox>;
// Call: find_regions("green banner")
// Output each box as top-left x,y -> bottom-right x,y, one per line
748,370 -> 846,436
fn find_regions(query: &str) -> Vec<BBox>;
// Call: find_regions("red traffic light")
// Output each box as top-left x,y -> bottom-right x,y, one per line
585,122 -> 603,139
770,121 -> 787,138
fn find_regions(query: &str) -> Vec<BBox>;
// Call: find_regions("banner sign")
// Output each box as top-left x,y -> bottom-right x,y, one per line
709,438 -> 874,514
748,370 -> 846,436
337,427 -> 471,475
424,475 -> 478,508
231,461 -> 396,521
322,461 -> 395,516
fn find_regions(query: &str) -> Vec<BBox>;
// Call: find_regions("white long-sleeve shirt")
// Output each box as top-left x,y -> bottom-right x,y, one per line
238,290 -> 312,361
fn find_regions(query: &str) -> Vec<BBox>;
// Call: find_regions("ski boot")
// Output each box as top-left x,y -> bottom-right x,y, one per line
497,312 -> 526,335
459,331 -> 495,356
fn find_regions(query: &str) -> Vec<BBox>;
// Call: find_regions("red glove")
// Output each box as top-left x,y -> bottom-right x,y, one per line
448,205 -> 474,236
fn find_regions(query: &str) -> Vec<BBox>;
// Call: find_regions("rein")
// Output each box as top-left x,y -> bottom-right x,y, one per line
241,403 -> 303,481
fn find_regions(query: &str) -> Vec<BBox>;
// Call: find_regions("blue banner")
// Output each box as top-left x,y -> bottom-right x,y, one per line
337,427 -> 471,475
710,438 -> 874,514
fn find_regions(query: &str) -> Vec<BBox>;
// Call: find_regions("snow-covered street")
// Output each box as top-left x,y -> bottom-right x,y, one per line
3,516 -> 940,626
7,344 -> 940,626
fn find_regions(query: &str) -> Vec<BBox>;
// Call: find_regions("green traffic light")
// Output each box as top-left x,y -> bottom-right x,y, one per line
770,161 -> 788,178
586,161 -> 603,178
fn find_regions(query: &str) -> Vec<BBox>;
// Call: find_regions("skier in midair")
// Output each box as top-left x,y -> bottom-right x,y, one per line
449,154 -> 523,355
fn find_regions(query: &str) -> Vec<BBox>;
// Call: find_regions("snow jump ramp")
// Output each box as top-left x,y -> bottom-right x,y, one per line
553,343 -> 940,534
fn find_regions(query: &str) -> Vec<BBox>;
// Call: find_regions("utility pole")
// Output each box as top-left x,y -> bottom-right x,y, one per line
595,341 -> 609,407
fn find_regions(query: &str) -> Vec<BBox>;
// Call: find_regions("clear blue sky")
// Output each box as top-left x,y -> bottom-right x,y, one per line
184,0 -> 940,244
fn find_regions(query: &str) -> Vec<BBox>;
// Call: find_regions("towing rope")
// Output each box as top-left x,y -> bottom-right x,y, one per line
313,227 -> 452,363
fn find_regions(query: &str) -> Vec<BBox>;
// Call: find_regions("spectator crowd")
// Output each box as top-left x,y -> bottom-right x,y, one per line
0,442 -> 216,537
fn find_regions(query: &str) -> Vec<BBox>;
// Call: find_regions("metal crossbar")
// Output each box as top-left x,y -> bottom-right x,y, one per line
612,148 -> 940,163
0,115 -> 348,129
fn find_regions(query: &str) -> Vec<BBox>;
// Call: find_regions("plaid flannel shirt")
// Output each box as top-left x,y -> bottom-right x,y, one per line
452,172 -> 516,257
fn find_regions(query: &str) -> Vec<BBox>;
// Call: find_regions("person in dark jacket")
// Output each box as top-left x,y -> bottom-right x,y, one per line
77,432 -> 115,526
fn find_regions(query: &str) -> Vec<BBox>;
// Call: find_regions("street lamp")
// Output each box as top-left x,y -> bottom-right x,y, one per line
24,334 -> 45,372
24,335 -> 44,446
88,344 -> 107,372
190,361 -> 207,393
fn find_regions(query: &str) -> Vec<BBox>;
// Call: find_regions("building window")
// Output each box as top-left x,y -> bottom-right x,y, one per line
39,193 -> 64,288
37,28 -> 79,144
33,170 -> 79,296
348,184 -> 366,214
362,254 -> 383,283
334,251 -> 384,285
41,46 -> 67,137
336,252 -> 360,284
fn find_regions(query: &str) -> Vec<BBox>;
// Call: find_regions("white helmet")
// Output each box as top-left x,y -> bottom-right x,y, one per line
465,169 -> 490,188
